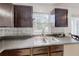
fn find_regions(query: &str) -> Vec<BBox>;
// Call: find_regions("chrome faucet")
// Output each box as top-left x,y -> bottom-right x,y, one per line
41,27 -> 47,43
41,27 -> 46,37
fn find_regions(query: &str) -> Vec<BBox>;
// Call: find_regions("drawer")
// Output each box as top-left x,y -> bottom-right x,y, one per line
1,49 -> 31,56
34,54 -> 48,56
50,45 -> 63,52
1,50 -> 22,56
51,52 -> 63,56
33,47 -> 48,54
18,49 -> 31,56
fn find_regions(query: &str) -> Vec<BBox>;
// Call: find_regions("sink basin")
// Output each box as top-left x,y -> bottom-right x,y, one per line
45,37 -> 60,42
33,36 -> 60,45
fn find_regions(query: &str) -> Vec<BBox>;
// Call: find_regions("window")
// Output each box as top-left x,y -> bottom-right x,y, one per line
33,12 -> 53,35
71,17 -> 79,35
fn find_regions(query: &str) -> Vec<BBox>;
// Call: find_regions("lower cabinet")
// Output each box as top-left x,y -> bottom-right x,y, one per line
0,45 -> 63,56
33,52 -> 63,56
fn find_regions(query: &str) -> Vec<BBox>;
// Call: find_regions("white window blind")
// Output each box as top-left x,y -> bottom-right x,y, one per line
71,17 -> 79,35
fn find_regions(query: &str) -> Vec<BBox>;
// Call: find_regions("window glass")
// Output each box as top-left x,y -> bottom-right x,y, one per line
33,12 -> 52,35
71,17 -> 79,35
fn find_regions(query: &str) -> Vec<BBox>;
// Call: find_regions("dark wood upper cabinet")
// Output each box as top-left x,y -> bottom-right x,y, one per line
0,4 -> 33,27
0,3 -> 14,27
14,5 -> 33,27
51,8 -> 68,27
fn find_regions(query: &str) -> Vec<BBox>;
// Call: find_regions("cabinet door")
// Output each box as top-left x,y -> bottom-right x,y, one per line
0,3 -> 14,27
14,5 -> 33,27
55,8 -> 68,27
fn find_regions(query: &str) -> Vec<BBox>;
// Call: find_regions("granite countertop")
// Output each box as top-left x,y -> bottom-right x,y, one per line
2,36 -> 79,51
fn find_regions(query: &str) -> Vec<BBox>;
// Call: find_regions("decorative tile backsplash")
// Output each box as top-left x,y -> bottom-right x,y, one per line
0,28 -> 33,36
0,27 -> 71,36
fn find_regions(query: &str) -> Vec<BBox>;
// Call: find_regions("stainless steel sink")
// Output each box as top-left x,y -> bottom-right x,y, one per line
45,37 -> 59,43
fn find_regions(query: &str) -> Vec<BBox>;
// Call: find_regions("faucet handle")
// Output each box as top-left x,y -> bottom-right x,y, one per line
42,38 -> 47,43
